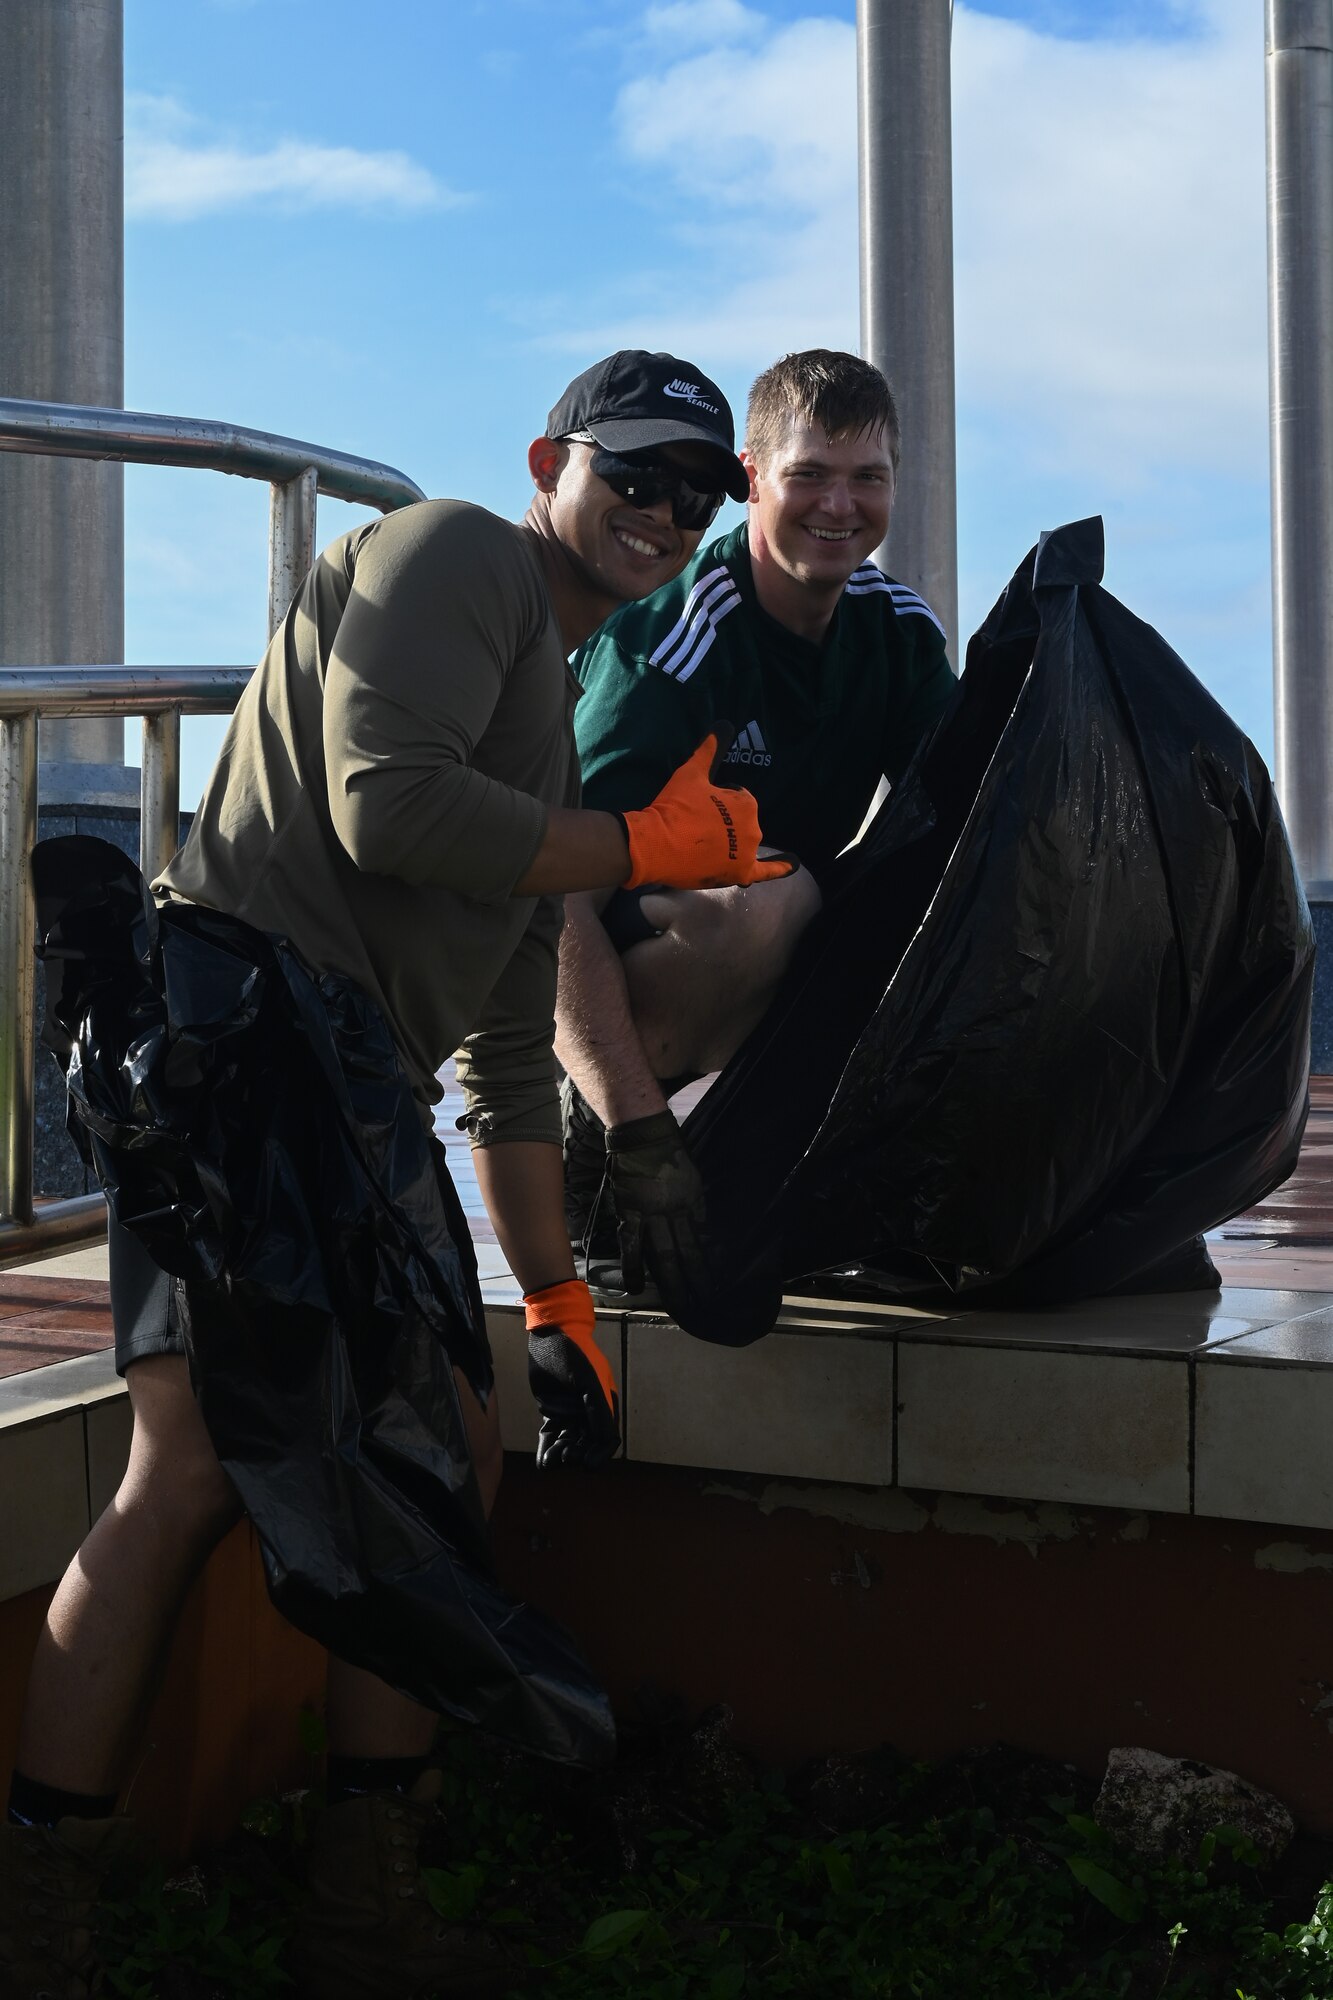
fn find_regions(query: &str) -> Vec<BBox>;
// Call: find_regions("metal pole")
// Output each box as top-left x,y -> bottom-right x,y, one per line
857,0 -> 959,661
0,717 -> 39,1224
141,712 -> 182,882
0,1196 -> 107,1265
0,1 -> 126,776
1267,0 -> 1333,888
0,668 -> 254,715
268,468 -> 318,639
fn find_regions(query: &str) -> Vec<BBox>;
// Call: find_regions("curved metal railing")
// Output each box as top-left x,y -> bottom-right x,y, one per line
0,398 -> 423,1258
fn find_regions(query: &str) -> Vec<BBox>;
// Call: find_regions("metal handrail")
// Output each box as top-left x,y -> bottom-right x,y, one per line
0,397 -> 424,510
0,398 -> 423,1261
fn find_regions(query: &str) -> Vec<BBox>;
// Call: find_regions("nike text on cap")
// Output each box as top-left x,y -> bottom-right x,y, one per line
547,350 -> 749,502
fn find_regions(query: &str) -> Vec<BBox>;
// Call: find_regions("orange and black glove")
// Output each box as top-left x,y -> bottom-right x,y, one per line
525,1277 -> 620,1469
620,726 -> 798,892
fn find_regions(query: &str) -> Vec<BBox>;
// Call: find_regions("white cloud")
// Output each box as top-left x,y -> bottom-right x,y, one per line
640,0 -> 766,50
951,1 -> 1265,480
567,0 -> 1264,482
542,16 -> 857,363
125,93 -> 463,221
616,16 -> 853,212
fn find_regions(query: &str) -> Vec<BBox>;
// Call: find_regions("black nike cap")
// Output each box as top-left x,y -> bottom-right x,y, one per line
546,350 -> 749,503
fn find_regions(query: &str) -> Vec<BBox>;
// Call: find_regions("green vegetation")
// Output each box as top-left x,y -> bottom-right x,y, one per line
97,1715 -> 1333,1998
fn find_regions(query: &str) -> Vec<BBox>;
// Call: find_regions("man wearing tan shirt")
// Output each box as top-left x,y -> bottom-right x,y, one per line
3,352 -> 784,2000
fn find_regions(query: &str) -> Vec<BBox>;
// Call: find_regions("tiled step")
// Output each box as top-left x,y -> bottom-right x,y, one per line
0,1275 -> 114,1379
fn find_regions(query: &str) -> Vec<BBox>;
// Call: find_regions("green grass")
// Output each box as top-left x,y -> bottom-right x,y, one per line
96,1714 -> 1333,1999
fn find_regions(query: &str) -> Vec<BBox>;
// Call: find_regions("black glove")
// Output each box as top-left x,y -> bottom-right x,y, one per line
525,1278 -> 621,1469
606,1110 -> 714,1324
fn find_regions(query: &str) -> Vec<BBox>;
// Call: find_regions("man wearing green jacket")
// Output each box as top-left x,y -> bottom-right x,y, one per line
555,350 -> 957,1316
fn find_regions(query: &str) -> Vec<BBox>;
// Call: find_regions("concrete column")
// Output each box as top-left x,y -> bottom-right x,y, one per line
0,0 -> 128,787
1267,0 -> 1333,891
857,0 -> 959,662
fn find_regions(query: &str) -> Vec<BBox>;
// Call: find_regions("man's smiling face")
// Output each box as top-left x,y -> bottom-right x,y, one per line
548,438 -> 708,606
743,417 -> 895,593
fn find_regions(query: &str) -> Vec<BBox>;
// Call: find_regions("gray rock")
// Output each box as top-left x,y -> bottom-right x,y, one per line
1094,1747 -> 1294,1866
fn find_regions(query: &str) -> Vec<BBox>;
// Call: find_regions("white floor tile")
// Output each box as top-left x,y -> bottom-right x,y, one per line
0,1409 -> 89,1596
1196,1360 -> 1333,1529
897,1343 -> 1188,1511
627,1322 -> 894,1484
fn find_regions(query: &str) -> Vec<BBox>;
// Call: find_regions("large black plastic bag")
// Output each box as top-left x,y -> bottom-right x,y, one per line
683,518 -> 1314,1322
32,834 -> 614,1767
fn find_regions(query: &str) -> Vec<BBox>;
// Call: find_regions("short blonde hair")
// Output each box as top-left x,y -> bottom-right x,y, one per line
746,350 -> 900,474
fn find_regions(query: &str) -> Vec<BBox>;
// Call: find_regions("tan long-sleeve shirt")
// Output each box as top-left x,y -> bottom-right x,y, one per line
157,499 -> 579,1144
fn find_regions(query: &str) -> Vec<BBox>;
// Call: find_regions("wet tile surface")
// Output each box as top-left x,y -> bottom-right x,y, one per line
0,1274 -> 110,1314
1196,1307 -> 1333,1367
0,1272 -> 117,1377
0,1322 -> 117,1379
1208,1243 -> 1333,1289
1217,1078 -> 1333,1249
896,1306 -> 1285,1356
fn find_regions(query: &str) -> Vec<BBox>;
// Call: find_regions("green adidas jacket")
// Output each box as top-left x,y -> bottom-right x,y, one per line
573,520 -> 957,880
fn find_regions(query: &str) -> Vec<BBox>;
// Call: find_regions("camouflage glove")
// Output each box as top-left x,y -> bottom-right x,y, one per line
607,1110 -> 714,1323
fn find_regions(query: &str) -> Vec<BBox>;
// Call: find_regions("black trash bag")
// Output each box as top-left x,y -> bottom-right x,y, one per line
32,834 -> 614,1768
680,517 -> 1313,1327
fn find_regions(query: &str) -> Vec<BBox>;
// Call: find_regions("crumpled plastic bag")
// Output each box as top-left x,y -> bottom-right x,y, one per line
32,834 -> 614,1767
681,517 -> 1314,1326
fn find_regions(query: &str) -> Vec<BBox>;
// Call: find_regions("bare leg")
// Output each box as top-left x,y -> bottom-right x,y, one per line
624,863 -> 823,1080
324,1366 -> 502,1757
15,1354 -> 243,1796
18,1348 -> 504,1783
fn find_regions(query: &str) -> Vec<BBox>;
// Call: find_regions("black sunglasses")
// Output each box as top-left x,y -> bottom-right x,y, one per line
564,434 -> 727,531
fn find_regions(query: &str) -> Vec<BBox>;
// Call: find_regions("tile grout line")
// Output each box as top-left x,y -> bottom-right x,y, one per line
620,1314 -> 630,1462
80,1405 -> 93,1536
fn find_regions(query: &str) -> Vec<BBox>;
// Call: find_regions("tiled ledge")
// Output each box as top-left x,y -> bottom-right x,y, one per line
481,1283 -> 1333,1532
9,1282 -> 1333,1606
0,1348 -> 130,1599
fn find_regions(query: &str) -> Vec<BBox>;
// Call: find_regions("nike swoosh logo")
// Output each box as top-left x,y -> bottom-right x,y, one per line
663,385 -> 702,399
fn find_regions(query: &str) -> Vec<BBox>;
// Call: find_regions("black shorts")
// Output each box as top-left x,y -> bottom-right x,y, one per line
108,1212 -> 187,1376
109,1135 -> 491,1391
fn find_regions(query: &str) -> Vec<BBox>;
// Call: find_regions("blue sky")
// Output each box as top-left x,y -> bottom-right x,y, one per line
120,0 -> 1269,800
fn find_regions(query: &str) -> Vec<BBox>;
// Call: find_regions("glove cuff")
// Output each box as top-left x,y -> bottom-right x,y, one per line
606,1109 -> 680,1153
619,804 -> 661,891
523,1277 -> 595,1338
524,1279 -> 617,1416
